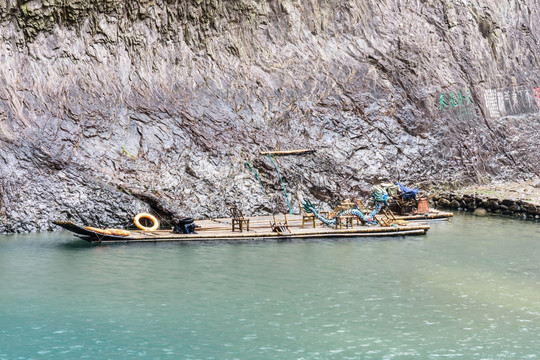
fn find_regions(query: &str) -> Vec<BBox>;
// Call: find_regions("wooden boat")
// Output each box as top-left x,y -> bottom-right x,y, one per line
394,209 -> 454,221
54,214 -> 430,244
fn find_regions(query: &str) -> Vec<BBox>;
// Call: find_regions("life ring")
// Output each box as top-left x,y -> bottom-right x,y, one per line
134,213 -> 160,231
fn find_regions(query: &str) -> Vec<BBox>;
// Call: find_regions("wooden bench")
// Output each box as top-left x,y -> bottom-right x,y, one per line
230,206 -> 250,232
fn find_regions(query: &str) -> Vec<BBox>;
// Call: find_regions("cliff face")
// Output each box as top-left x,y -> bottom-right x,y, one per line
0,0 -> 539,233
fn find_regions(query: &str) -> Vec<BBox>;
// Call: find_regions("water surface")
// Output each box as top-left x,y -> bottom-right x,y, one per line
1,214 -> 539,359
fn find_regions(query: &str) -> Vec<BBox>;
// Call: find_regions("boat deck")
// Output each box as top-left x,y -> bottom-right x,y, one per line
55,214 -> 431,243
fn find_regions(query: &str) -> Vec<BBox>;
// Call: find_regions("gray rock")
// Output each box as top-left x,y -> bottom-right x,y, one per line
485,199 -> 500,211
473,208 -> 488,216
436,198 -> 451,208
502,199 -> 517,207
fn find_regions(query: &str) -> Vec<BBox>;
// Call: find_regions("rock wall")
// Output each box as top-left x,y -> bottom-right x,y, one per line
434,193 -> 540,219
0,0 -> 539,233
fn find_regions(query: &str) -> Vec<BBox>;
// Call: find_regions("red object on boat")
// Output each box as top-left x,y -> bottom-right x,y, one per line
417,198 -> 429,214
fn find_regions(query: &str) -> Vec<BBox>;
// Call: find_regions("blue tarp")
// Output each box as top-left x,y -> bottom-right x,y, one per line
395,182 -> 418,200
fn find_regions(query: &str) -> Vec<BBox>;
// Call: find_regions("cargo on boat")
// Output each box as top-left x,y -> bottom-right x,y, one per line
380,182 -> 454,221
54,213 -> 430,244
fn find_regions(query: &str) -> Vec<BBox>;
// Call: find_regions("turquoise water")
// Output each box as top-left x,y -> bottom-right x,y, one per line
0,214 -> 539,360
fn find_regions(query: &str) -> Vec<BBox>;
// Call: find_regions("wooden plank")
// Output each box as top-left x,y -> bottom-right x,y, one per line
94,229 -> 428,243
123,223 -> 430,240
395,212 -> 453,220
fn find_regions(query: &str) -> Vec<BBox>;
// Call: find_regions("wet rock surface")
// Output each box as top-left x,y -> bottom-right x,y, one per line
0,1 -> 539,233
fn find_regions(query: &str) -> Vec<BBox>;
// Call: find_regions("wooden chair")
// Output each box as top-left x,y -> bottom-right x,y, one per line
335,215 -> 354,229
340,199 -> 355,210
354,198 -> 369,213
354,198 -> 370,225
329,204 -> 343,223
375,208 -> 397,227
301,210 -> 316,228
339,199 -> 356,227
230,206 -> 250,232
271,214 -> 290,235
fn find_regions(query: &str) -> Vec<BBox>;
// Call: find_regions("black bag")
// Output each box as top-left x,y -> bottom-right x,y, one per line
173,217 -> 197,234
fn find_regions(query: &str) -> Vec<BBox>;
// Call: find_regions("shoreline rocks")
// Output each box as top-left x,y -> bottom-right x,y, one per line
433,193 -> 540,220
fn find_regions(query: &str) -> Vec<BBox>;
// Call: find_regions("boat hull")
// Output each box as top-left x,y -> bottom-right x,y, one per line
54,214 -> 430,244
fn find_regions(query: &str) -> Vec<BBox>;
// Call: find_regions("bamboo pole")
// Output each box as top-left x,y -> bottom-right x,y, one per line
97,229 -> 428,243
126,223 -> 430,240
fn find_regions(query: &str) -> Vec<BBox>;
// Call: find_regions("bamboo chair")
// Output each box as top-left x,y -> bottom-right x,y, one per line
271,214 -> 290,235
230,206 -> 250,232
301,209 -> 316,228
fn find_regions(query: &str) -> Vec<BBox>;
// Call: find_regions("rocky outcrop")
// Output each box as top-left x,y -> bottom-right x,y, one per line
433,180 -> 540,219
434,193 -> 540,219
1,1 -> 539,233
